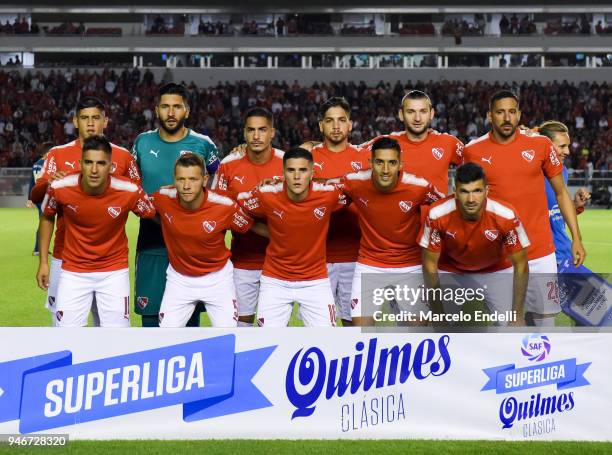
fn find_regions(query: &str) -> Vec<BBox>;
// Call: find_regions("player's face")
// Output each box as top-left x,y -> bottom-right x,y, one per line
399,98 -> 434,136
174,165 -> 207,204
73,107 -> 108,140
284,158 -> 313,200
156,94 -> 189,135
244,116 -> 275,154
371,148 -> 402,191
456,179 -> 488,219
80,149 -> 111,192
319,106 -> 352,145
551,132 -> 571,161
488,98 -> 521,139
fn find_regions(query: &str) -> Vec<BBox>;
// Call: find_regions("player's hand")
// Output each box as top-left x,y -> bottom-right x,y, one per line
574,188 -> 591,209
230,143 -> 247,156
258,176 -> 283,188
26,200 -> 34,208
36,262 -> 50,291
572,239 -> 587,267
518,125 -> 539,136
48,171 -> 67,182
299,141 -> 320,151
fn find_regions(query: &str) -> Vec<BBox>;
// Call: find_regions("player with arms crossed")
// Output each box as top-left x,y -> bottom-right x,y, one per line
132,83 -> 220,327
152,153 -> 268,327
238,148 -> 345,327
336,137 -> 444,326
30,96 -> 140,326
36,136 -> 155,327
211,107 -> 284,327
419,163 -> 530,326
464,90 -> 586,327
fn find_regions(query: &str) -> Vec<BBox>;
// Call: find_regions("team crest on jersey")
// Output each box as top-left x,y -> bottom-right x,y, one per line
521,150 -> 535,163
350,161 -> 362,171
431,147 -> 444,160
136,296 -> 149,309
107,206 -> 121,218
351,298 -> 359,309
48,296 -> 55,307
313,206 -> 327,220
202,220 -> 217,233
56,310 -> 63,321
158,312 -> 164,324
399,200 -> 413,213
484,229 -> 499,241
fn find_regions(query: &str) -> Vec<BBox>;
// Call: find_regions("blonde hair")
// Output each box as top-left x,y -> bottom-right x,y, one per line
538,120 -> 569,141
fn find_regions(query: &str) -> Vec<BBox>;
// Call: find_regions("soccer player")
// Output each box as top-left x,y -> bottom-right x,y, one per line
337,137 -> 444,326
362,90 -> 464,193
237,148 -> 345,327
464,90 -> 586,327
132,83 -> 220,327
310,97 -> 369,326
27,142 -> 53,256
152,153 -> 267,327
36,136 -> 155,327
211,107 -> 284,327
419,163 -> 530,326
30,96 -> 140,326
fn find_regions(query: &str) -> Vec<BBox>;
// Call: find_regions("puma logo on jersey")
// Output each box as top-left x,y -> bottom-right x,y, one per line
446,231 -> 457,239
313,206 -> 327,220
233,176 -> 245,184
431,147 -> 444,160
111,162 -> 117,173
351,161 -> 362,171
358,198 -> 369,207
107,206 -> 121,218
66,204 -> 78,213
484,229 -> 499,241
521,150 -> 535,162
202,220 -> 217,233
273,209 -> 284,219
313,162 -> 324,171
481,156 -> 493,165
164,213 -> 173,224
65,161 -> 76,169
399,200 -> 413,213
150,150 -> 159,157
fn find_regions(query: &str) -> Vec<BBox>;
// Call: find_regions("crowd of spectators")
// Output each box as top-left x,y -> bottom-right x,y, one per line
544,15 -> 592,35
0,69 -> 610,176
595,21 -> 612,34
146,15 -> 185,35
0,18 -> 38,35
500,14 -> 537,35
442,15 -> 486,36
198,20 -> 231,36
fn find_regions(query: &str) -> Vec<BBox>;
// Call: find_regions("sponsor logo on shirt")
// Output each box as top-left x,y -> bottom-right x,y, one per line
47,156 -> 57,174
431,230 -> 441,245
107,206 -> 121,218
313,206 -> 327,220
484,229 -> 499,241
243,197 -> 259,211
521,150 -> 535,163
549,147 -> 561,166
399,200 -> 413,213
455,143 -> 464,157
431,147 -> 444,160
202,220 -> 217,233
506,230 -> 518,246
233,212 -> 249,228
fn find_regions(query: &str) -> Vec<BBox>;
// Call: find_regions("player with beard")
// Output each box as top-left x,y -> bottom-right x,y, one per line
132,83 -> 220,327
464,90 -> 586,327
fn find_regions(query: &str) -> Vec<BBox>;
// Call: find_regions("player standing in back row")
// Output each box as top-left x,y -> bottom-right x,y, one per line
132,83 -> 220,327
464,90 -> 586,327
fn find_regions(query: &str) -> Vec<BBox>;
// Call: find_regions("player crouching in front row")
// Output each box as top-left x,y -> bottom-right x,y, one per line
151,153 -> 268,328
36,135 -> 156,327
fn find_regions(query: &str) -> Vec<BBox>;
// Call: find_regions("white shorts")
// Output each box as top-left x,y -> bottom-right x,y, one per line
257,275 -> 336,327
350,262 -> 426,318
234,268 -> 262,316
45,256 -> 62,326
159,261 -> 238,328
327,262 -> 356,321
526,252 -> 561,315
55,268 -> 130,328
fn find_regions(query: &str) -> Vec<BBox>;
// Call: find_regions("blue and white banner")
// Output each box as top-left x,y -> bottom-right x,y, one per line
0,329 -> 610,440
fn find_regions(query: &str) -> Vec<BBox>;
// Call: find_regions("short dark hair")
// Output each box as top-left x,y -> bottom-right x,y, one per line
245,107 -> 274,126
158,83 -> 189,106
39,141 -> 54,158
283,147 -> 313,166
455,162 -> 487,185
489,90 -> 519,111
76,96 -> 105,115
174,152 -> 205,175
371,137 -> 401,159
401,90 -> 432,108
319,97 -> 351,119
82,135 -> 112,157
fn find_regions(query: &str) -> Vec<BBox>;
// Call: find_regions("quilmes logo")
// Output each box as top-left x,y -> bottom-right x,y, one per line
285,336 -> 452,419
481,335 -> 591,432
521,334 -> 551,362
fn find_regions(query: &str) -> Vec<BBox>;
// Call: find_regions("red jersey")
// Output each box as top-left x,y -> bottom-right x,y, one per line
152,188 -> 253,276
311,143 -> 369,263
418,196 -> 531,272
363,130 -> 463,193
32,139 -> 140,261
211,149 -> 284,270
339,170 -> 443,268
237,182 -> 346,281
41,175 -> 155,273
464,130 -> 563,260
